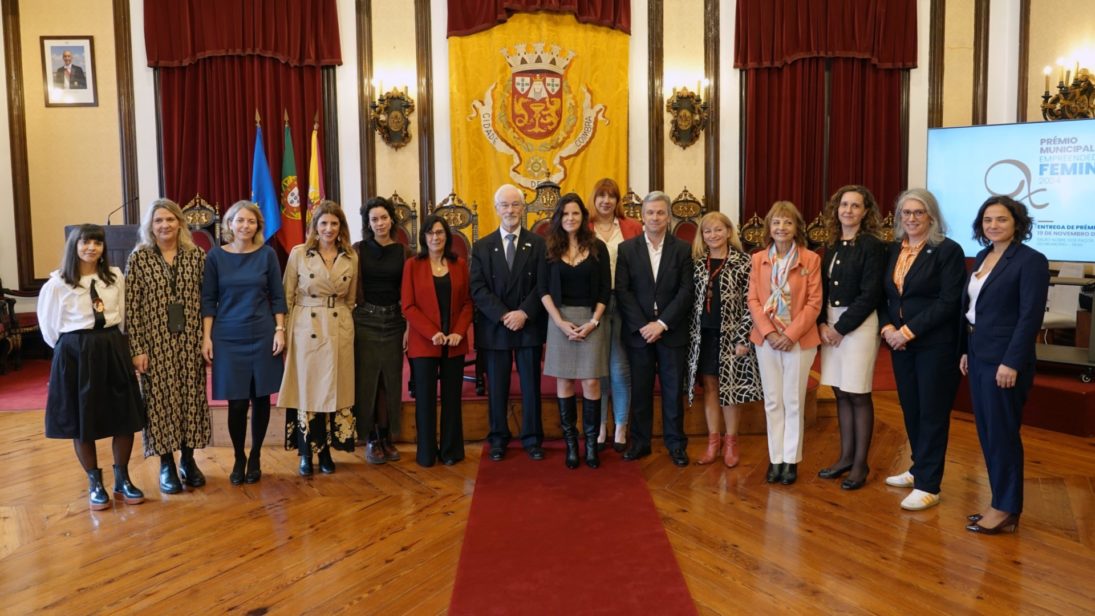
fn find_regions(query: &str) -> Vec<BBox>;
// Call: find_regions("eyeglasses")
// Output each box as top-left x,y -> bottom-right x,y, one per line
425,229 -> 447,237
900,209 -> 928,219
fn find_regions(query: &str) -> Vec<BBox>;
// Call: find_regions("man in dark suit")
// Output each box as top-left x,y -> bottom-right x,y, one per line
615,191 -> 694,466
53,50 -> 87,90
470,184 -> 548,461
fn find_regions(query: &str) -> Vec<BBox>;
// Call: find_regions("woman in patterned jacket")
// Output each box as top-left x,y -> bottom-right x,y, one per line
685,212 -> 762,467
126,199 -> 212,494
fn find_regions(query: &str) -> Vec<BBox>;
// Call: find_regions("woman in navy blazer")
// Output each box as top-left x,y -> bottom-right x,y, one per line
879,188 -> 966,511
402,215 -> 474,467
960,196 -> 1049,534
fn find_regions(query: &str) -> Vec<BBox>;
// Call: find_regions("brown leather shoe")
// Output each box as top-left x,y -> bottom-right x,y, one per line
365,441 -> 386,465
381,437 -> 401,461
696,433 -> 721,465
722,435 -> 740,468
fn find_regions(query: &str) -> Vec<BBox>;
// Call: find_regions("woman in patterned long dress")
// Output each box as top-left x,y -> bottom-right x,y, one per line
126,199 -> 212,494
685,212 -> 762,468
279,201 -> 358,476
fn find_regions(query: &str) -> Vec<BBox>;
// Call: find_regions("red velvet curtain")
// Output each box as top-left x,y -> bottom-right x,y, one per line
146,0 -> 341,221
448,0 -> 630,36
735,0 -> 916,221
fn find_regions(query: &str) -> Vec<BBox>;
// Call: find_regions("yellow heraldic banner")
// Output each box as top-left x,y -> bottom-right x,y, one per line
450,12 -> 628,233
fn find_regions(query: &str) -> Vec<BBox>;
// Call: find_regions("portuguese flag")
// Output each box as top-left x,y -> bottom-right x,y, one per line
278,112 -> 305,248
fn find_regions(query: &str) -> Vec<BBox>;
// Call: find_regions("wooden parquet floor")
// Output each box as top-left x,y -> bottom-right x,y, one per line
1,391 -> 1094,615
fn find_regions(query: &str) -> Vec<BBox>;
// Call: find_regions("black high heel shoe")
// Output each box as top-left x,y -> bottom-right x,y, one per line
230,456 -> 246,485
244,454 -> 262,484
817,463 -> 852,479
966,513 -> 1020,534
967,513 -> 983,523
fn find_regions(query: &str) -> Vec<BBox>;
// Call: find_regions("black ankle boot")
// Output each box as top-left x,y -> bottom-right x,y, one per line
179,447 -> 206,487
558,396 -> 579,469
582,397 -> 601,469
780,463 -> 798,485
318,449 -> 336,474
87,468 -> 111,511
299,455 -> 314,476
112,464 -> 145,504
766,462 -> 784,484
159,454 -> 182,494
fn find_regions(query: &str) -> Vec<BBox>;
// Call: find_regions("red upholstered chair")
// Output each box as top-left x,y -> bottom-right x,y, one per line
670,187 -> 705,242
181,194 -> 221,245
531,219 -> 551,237
389,191 -> 419,251
522,180 -> 561,232
0,279 -> 40,373
191,229 -> 215,252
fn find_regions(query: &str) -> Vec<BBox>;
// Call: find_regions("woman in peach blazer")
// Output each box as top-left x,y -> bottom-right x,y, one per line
747,201 -> 822,486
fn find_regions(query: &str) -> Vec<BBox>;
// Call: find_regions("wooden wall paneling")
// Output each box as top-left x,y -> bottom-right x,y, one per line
1,0 -> 37,289
971,0 -> 989,124
112,0 -> 139,222
322,67 -> 340,202
356,0 -> 376,207
414,0 -> 435,211
703,0 -> 719,211
1016,0 -> 1031,122
738,70 -> 746,218
647,0 -> 664,190
900,71 -> 910,195
928,0 -> 945,128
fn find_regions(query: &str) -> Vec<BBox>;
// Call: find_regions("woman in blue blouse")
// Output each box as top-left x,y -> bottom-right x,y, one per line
201,201 -> 287,485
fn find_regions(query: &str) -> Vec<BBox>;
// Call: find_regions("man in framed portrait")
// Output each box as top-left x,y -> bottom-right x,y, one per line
54,50 -> 87,90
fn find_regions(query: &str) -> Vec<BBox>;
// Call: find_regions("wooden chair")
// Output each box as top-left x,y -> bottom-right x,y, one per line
879,211 -> 896,242
805,212 -> 832,250
523,181 -> 561,236
390,191 -> 419,251
740,213 -> 766,253
670,187 -> 705,244
622,187 -> 643,221
181,194 -> 221,245
0,279 -> 40,373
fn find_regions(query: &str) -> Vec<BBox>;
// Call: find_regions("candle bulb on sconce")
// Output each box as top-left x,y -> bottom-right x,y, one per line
1044,66 -> 1052,93
370,77 -> 415,149
1041,59 -> 1094,121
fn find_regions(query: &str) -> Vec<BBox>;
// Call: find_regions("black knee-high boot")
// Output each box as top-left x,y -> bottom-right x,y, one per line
558,396 -> 579,469
583,397 -> 601,469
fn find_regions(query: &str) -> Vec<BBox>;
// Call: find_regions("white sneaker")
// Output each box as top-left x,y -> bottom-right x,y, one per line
900,489 -> 940,511
885,470 -> 914,488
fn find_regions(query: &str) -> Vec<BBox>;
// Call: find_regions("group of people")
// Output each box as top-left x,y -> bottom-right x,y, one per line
37,180 -> 1048,536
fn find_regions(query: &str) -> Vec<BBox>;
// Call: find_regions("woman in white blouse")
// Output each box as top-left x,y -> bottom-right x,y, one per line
38,224 -> 147,511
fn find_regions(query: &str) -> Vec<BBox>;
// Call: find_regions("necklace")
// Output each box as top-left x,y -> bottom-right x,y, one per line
705,253 -> 728,313
431,257 -> 448,274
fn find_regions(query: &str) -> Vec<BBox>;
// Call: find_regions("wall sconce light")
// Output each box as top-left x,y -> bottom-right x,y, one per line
666,80 -> 709,148
1041,59 -> 1093,121
370,82 -> 416,149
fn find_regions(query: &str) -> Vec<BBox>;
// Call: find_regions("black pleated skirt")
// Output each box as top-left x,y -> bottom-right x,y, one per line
45,327 -> 147,441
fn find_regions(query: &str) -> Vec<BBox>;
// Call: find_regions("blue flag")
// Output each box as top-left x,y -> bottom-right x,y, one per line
251,125 -> 281,241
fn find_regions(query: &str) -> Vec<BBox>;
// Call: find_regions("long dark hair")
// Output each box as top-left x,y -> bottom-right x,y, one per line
546,193 -> 599,262
60,224 -> 116,287
416,214 -> 458,262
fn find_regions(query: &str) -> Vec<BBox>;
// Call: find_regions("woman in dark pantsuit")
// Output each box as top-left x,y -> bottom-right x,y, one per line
960,196 -> 1048,534
402,215 -> 473,467
880,188 -> 965,511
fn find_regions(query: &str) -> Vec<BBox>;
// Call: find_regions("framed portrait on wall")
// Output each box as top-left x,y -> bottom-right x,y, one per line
41,36 -> 98,107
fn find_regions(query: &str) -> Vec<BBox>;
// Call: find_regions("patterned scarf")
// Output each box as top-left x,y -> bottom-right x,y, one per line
763,243 -> 798,333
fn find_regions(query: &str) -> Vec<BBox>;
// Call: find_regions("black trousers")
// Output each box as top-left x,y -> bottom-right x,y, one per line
627,342 -> 687,450
968,344 -> 1033,514
891,343 -> 961,494
410,354 -> 465,466
483,346 -> 543,449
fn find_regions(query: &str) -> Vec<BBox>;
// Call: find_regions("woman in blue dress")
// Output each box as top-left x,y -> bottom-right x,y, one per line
201,201 -> 287,485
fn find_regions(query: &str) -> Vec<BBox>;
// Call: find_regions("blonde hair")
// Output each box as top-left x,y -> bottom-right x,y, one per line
763,201 -> 807,247
134,199 -> 196,253
691,211 -> 743,259
304,200 -> 353,253
221,200 -> 265,246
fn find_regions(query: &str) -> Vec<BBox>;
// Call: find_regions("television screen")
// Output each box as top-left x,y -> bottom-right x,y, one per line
926,118 -> 1095,262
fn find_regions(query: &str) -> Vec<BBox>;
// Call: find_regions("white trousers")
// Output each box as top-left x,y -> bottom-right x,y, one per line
755,341 -> 817,464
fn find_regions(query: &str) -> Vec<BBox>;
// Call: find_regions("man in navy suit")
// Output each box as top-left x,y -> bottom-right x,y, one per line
53,50 -> 87,90
615,191 -> 694,466
470,184 -> 548,461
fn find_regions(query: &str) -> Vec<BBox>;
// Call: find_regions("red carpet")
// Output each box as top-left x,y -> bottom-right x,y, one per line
449,442 -> 696,616
0,359 -> 50,411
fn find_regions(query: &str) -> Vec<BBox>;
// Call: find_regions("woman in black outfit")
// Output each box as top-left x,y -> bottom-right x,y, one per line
354,197 -> 410,464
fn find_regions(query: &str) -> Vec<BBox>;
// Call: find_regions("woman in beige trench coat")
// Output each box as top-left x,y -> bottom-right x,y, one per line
279,201 -> 358,476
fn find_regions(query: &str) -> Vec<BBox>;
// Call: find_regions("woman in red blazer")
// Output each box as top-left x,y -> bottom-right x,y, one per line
402,215 -> 474,467
747,201 -> 822,486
